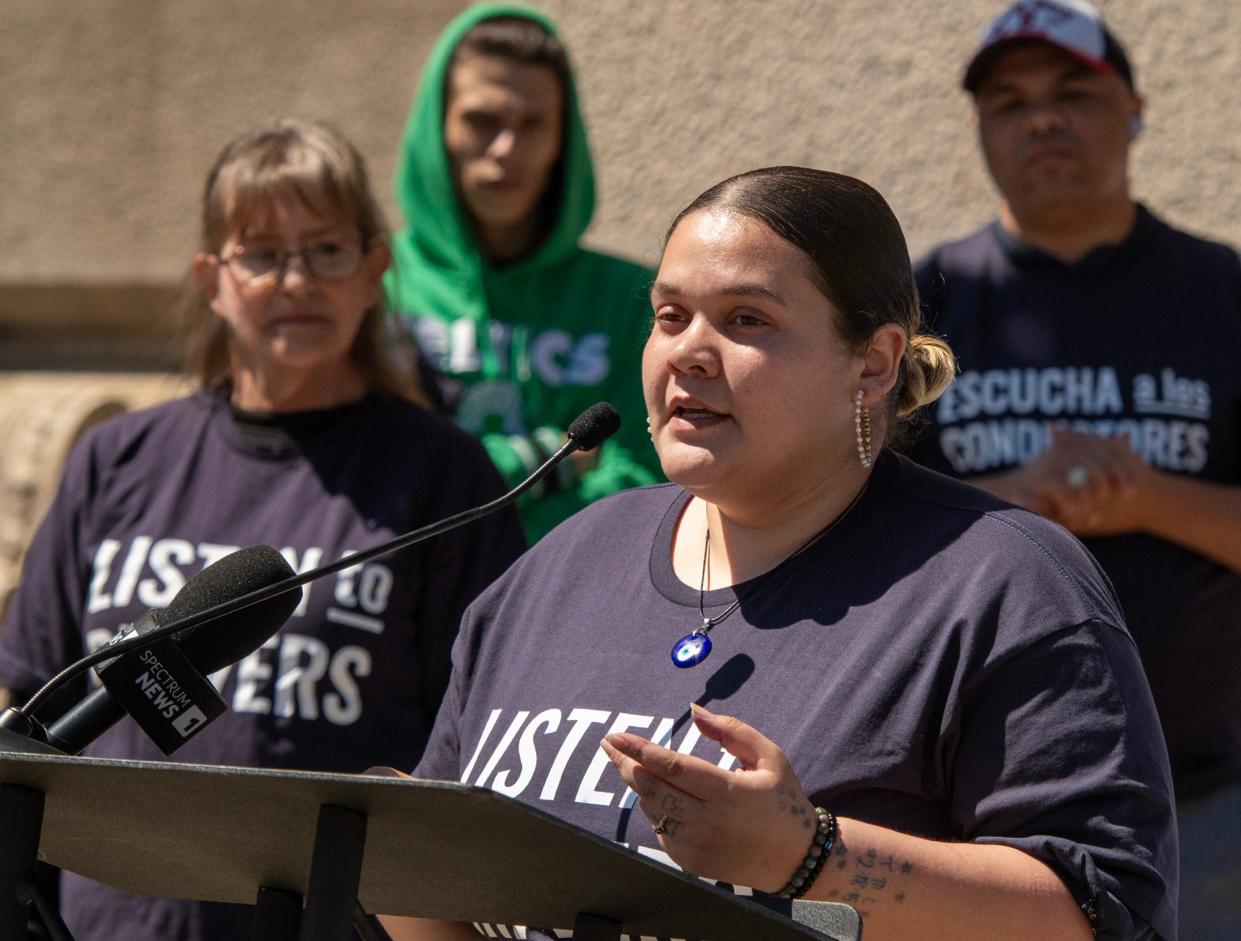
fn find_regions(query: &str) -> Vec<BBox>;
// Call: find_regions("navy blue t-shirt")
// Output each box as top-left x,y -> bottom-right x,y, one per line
417,452 -> 1177,940
911,208 -> 1241,801
0,390 -> 526,941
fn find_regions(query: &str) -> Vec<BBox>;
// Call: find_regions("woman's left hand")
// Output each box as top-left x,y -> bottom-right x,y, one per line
600,703 -> 817,892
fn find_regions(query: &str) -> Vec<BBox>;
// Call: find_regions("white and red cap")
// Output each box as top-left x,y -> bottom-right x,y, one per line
963,0 -> 1134,92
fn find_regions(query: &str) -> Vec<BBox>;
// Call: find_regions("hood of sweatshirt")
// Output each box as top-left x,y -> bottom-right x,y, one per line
387,3 -> 597,321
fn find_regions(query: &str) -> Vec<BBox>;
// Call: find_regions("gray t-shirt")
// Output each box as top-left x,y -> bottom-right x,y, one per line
417,451 -> 1177,940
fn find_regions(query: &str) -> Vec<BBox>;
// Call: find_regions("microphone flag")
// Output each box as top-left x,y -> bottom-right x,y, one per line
96,635 -> 226,754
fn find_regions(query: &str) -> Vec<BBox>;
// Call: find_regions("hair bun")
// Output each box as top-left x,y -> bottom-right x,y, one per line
896,334 -> 956,418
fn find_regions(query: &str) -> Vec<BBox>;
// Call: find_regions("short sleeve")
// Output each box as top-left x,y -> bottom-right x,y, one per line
412,667 -> 464,781
0,430 -> 102,701
413,584 -> 499,781
951,620 -> 1177,940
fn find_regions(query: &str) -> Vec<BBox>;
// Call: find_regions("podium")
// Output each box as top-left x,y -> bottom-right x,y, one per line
0,744 -> 861,941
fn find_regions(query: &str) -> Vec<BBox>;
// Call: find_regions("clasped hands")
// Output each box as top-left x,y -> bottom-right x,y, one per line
601,702 -> 820,894
989,428 -> 1156,536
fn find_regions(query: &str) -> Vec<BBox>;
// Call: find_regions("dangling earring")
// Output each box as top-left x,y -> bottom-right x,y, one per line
854,390 -> 872,468
646,415 -> 653,441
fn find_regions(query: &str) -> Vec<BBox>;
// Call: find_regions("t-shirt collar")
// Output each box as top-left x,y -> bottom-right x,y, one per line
992,203 -> 1155,275
206,387 -> 372,459
648,451 -> 897,609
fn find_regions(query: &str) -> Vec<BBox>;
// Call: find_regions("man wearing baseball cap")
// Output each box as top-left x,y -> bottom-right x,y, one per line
911,2 -> 1241,937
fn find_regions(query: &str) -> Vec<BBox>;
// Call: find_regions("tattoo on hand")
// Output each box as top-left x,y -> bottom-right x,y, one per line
661,793 -> 683,813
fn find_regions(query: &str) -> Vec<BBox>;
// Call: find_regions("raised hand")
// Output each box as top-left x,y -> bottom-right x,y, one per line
600,702 -> 817,892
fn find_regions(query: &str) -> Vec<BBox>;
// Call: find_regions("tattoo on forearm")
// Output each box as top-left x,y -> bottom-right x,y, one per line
821,840 -> 914,918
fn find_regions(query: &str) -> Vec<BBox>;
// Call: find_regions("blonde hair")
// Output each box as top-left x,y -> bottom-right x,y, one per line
183,118 -> 428,407
895,333 -> 956,418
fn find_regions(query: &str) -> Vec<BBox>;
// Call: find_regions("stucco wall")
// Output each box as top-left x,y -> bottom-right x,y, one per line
544,0 -> 1241,265
1,0 -> 1237,315
0,0 -> 464,287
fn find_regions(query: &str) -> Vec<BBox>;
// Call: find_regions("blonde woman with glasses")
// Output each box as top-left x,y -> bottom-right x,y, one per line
0,117 -> 526,941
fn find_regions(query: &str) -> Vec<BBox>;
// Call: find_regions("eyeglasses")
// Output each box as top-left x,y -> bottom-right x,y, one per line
216,238 -> 368,286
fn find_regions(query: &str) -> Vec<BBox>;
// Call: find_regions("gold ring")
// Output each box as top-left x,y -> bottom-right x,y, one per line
653,814 -> 670,835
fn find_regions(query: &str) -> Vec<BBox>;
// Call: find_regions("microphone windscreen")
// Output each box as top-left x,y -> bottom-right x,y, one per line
157,545 -> 298,674
566,402 -> 621,451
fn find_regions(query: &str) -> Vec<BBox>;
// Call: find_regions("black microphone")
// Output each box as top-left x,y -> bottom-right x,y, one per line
566,402 -> 621,451
3,403 -> 621,741
0,546 -> 297,754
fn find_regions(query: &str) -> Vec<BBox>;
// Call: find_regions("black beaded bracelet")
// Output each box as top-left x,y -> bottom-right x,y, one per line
775,807 -> 836,900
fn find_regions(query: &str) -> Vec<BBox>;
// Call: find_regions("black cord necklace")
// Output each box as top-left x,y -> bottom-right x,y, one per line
670,480 -> 870,669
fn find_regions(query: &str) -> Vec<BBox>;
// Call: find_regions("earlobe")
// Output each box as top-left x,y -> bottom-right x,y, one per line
367,241 -> 391,277
363,242 -> 391,309
859,324 -> 906,399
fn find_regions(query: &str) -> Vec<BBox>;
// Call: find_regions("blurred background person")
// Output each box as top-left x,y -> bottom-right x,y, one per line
909,2 -> 1241,937
385,4 -> 661,542
383,167 -> 1176,941
0,117 -> 526,941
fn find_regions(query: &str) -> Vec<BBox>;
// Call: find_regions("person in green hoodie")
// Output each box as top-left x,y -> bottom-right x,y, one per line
386,4 -> 661,541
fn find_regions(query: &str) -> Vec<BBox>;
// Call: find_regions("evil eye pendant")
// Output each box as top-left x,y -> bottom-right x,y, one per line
671,630 -> 712,668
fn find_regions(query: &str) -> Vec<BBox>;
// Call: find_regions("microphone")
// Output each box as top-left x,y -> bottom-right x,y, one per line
3,403 -> 621,743
1,545 -> 297,754
566,402 -> 621,452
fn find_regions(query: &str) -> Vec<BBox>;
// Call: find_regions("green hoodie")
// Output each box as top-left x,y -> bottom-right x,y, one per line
386,3 -> 661,542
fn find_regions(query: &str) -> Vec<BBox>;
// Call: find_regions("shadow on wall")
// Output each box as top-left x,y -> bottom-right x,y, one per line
0,373 -> 186,620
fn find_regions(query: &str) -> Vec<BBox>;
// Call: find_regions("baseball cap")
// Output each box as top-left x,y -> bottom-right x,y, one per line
963,0 -> 1134,93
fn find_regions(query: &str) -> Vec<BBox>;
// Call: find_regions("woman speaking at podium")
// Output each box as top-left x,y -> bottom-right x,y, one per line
384,168 -> 1177,941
